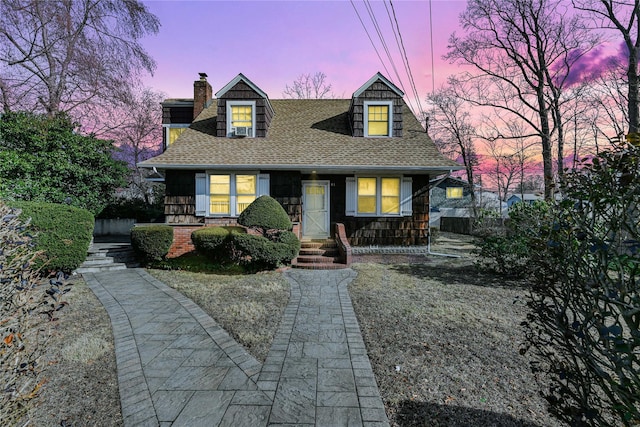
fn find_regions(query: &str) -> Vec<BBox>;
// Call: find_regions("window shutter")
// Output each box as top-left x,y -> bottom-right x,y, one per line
195,173 -> 207,216
346,177 -> 356,216
257,173 -> 270,196
401,177 -> 413,216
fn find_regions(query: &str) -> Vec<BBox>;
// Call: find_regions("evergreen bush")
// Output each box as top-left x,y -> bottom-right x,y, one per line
237,195 -> 292,233
521,144 -> 640,426
131,225 -> 173,263
229,230 -> 300,270
10,201 -> 94,273
191,226 -> 245,262
97,196 -> 164,222
474,200 -> 551,277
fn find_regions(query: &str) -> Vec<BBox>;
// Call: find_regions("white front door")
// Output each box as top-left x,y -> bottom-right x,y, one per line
302,181 -> 330,239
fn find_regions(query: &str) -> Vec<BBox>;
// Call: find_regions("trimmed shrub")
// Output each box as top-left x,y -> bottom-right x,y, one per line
273,230 -> 301,262
238,195 -> 292,232
131,225 -> 173,263
191,226 -> 245,262
229,230 -> 300,270
10,201 -> 94,273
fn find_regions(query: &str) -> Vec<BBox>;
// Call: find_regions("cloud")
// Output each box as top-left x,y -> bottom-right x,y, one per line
558,42 -> 627,87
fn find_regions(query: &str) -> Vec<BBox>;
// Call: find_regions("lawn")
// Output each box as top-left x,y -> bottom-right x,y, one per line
348,257 -> 562,427
147,269 -> 290,363
21,234 -> 563,426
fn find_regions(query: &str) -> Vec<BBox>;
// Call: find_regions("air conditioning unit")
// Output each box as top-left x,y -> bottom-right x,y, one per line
233,126 -> 249,136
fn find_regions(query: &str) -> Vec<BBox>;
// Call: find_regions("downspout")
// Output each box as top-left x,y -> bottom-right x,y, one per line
427,171 -> 461,258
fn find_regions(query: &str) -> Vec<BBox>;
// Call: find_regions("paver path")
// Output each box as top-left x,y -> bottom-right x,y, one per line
84,268 -> 389,427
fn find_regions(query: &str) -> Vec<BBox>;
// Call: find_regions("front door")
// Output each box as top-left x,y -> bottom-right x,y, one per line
302,181 -> 330,239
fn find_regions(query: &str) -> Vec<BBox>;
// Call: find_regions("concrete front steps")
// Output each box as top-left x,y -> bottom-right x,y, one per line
76,240 -> 138,274
292,239 -> 348,270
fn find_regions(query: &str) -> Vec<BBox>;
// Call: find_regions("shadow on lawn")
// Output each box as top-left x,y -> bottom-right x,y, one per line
389,262 -> 528,290
394,400 -> 547,427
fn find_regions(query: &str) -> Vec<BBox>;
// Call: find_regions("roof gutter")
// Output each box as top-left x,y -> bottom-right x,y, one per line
137,162 -> 463,175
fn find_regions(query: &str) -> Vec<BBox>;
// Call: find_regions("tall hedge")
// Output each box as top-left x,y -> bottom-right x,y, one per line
0,111 -> 128,215
10,201 -> 94,273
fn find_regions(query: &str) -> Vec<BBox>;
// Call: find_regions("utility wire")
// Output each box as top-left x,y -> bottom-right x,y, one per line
429,0 -> 435,94
349,0 -> 393,82
388,0 -> 425,119
363,0 -> 408,98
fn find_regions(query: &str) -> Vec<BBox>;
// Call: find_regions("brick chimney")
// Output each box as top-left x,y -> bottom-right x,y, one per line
193,72 -> 212,119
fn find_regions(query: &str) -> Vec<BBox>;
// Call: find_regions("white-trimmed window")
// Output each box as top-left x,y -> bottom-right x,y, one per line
446,187 -> 463,199
227,101 -> 256,137
346,176 -> 412,216
364,101 -> 393,137
195,172 -> 269,217
163,124 -> 190,149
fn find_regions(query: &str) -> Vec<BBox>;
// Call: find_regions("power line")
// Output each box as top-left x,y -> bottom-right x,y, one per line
363,1 -> 407,95
429,0 -> 435,94
388,0 -> 425,119
350,0 -> 426,120
349,0 -> 393,81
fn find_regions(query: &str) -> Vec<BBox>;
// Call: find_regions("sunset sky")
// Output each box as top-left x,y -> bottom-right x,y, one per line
140,0 -> 467,111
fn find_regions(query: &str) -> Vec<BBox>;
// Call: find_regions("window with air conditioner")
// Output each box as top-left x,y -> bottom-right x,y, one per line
227,101 -> 255,137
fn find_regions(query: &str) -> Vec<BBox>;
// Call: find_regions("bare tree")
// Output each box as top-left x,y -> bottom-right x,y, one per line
110,85 -> 164,203
283,72 -> 334,99
427,86 -> 479,214
0,0 -> 160,118
573,0 -> 640,136
446,0 -> 599,199
484,139 -> 522,206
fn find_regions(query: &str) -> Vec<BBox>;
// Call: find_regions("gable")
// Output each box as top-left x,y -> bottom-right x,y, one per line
215,76 -> 274,138
349,74 -> 404,137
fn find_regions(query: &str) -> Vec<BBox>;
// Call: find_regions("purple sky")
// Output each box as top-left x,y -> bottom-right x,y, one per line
141,0 -> 466,111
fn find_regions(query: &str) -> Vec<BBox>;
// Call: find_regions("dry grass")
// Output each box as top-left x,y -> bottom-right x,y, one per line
349,246 -> 563,427
21,233 -> 566,427
147,270 -> 290,363
21,279 -> 122,427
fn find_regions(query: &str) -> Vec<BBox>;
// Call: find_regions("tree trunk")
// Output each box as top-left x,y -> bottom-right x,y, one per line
628,48 -> 639,135
539,94 -> 554,200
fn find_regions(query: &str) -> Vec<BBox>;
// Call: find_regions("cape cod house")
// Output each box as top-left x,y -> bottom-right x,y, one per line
139,72 -> 461,258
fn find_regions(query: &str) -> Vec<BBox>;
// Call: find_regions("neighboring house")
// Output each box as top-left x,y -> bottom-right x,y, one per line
506,192 -> 544,207
429,177 -> 474,228
430,177 -> 511,227
430,177 -> 473,209
139,72 -> 461,252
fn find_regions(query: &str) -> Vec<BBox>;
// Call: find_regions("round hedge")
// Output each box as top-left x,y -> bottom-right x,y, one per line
228,230 -> 300,270
191,226 -> 245,262
238,195 -> 291,231
131,225 -> 173,263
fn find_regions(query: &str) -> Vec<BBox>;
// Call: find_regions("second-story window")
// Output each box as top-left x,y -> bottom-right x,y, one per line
364,101 -> 393,137
446,187 -> 463,199
227,101 -> 255,137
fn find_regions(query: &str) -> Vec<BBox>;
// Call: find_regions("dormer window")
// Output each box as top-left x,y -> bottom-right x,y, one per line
227,101 -> 256,137
364,101 -> 393,137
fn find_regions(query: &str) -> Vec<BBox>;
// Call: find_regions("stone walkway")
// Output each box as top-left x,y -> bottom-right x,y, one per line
84,268 -> 389,427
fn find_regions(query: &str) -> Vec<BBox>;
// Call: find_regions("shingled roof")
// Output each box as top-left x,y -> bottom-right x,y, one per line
140,98 -> 461,175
